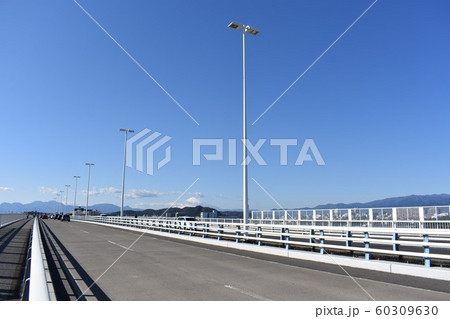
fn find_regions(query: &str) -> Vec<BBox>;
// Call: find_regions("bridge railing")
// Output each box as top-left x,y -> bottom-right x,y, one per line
250,206 -> 450,227
74,215 -> 450,268
21,217 -> 55,301
247,219 -> 450,229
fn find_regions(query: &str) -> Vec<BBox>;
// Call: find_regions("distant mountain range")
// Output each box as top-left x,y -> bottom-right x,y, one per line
311,194 -> 450,209
2,194 -> 450,214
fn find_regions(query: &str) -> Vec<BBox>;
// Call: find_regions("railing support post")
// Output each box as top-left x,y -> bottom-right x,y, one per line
419,207 -> 425,229
393,233 -> 399,251
364,232 -> 371,260
319,230 -> 325,254
309,229 -> 315,244
257,226 -> 262,246
281,228 -> 290,250
203,223 -> 208,238
346,230 -> 353,255
346,230 -> 352,247
423,234 -> 431,267
218,224 -> 223,240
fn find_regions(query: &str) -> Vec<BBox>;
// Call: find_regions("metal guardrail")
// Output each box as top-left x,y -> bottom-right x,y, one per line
248,219 -> 450,229
74,215 -> 450,268
21,218 -> 55,301
0,213 -> 26,228
251,205 -> 450,225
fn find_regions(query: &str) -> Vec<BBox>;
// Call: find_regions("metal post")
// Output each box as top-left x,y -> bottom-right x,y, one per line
392,207 -> 397,228
64,185 -> 70,215
121,131 -> 127,218
423,234 -> 431,267
85,163 -> 94,218
242,29 -> 249,230
364,232 -> 371,260
120,129 -> 134,218
59,191 -> 64,214
346,230 -> 352,247
228,22 -> 258,231
419,207 -> 425,228
319,230 -> 325,254
309,229 -> 315,244
257,226 -> 262,246
393,233 -> 399,251
73,176 -> 80,216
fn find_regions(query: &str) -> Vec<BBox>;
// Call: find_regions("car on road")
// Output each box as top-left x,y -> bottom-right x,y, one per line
61,214 -> 70,222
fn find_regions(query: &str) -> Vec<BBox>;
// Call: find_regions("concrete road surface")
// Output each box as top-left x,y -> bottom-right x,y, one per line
42,219 -> 450,301
0,219 -> 32,300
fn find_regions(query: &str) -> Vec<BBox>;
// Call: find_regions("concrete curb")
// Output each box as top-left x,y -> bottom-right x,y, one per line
74,219 -> 450,282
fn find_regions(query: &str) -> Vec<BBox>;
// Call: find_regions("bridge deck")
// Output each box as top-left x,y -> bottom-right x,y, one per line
41,219 -> 450,301
0,218 -> 32,300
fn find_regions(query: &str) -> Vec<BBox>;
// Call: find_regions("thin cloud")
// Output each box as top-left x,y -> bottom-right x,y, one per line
190,192 -> 204,198
124,189 -> 200,199
125,189 -> 177,199
0,186 -> 14,192
82,187 -> 121,197
38,186 -> 58,195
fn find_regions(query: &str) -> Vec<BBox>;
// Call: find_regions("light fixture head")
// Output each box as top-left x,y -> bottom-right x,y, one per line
228,21 -> 259,35
245,26 -> 259,35
228,21 -> 244,30
120,128 -> 135,133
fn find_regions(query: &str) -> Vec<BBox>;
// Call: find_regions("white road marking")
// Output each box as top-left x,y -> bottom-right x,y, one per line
224,285 -> 272,301
108,240 -> 135,252
81,230 -> 89,234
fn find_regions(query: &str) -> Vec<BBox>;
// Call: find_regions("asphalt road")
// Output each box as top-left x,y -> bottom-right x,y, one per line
0,218 -> 32,300
42,219 -> 450,301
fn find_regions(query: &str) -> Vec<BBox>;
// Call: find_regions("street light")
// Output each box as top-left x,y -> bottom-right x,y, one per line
59,190 -> 64,214
65,184 -> 70,214
119,128 -> 134,218
228,21 -> 259,229
73,176 -> 80,216
54,195 -> 59,214
85,163 -> 94,217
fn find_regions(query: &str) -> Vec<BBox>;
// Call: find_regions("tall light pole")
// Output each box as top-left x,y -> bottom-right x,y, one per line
228,22 -> 259,229
119,128 -> 134,218
73,176 -> 80,216
85,163 -> 94,217
54,195 -> 59,214
59,190 -> 64,214
64,185 -> 70,214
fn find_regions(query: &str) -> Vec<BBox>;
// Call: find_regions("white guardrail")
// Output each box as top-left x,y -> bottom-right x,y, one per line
25,218 -> 54,301
251,206 -> 450,227
74,214 -> 450,268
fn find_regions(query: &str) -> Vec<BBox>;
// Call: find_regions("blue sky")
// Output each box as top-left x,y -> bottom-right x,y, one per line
1,0 -> 450,211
